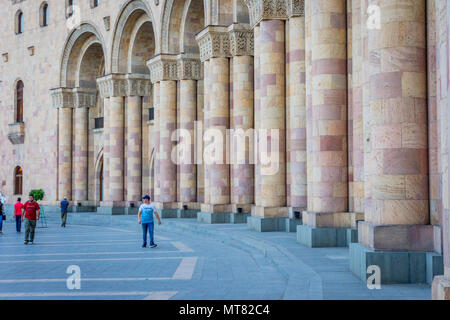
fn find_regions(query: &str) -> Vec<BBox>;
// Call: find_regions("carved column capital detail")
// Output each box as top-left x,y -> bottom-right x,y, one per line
125,74 -> 152,96
146,54 -> 178,83
96,74 -> 127,98
229,24 -> 254,56
50,88 -> 75,109
196,26 -> 231,62
243,0 -> 303,27
73,88 -> 97,108
177,54 -> 203,80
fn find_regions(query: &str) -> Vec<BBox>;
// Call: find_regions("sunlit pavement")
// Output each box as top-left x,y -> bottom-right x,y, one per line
0,215 -> 431,300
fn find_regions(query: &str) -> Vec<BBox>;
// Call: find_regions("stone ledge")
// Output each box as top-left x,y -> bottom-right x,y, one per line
358,221 -> 435,252
350,242 -> 443,284
302,211 -> 360,229
296,225 -> 353,248
198,212 -> 250,224
247,216 -> 301,232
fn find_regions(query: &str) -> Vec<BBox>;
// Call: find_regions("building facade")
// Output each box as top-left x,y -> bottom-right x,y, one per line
0,0 -> 449,298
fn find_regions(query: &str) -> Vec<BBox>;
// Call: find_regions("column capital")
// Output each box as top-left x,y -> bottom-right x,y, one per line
50,87 -> 74,109
96,74 -> 127,98
243,0 -> 304,28
146,54 -> 178,84
125,74 -> 152,96
196,25 -> 231,62
73,87 -> 97,108
228,23 -> 254,56
177,54 -> 203,80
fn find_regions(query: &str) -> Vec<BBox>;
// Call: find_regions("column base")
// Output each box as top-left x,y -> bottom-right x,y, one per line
349,242 -> 444,284
71,202 -> 97,213
296,225 -> 355,248
231,204 -> 252,214
358,221 -> 435,251
432,276 -> 450,300
176,202 -> 200,218
154,202 -> 178,218
96,206 -> 126,216
197,211 -> 250,224
247,216 -> 302,232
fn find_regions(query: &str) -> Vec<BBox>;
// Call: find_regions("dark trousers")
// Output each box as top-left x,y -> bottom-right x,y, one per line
142,222 -> 155,246
24,219 -> 37,242
15,215 -> 22,232
61,212 -> 67,227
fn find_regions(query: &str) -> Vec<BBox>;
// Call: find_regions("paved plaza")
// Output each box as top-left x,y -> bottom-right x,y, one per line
0,215 -> 431,300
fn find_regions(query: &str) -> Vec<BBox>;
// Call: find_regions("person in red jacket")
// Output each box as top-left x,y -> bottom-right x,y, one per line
14,198 -> 24,232
22,193 -> 40,245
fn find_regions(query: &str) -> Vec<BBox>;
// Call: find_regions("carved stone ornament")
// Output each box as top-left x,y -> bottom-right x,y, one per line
195,26 -> 230,62
177,54 -> 203,80
228,24 -> 254,56
73,88 -> 97,108
146,54 -> 178,83
243,0 -> 304,28
50,88 -> 75,109
125,74 -> 151,96
96,74 -> 127,98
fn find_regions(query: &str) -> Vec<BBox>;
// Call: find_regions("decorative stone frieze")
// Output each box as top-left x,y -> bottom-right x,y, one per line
195,26 -> 230,62
96,74 -> 127,98
50,87 -> 75,109
146,54 -> 178,83
228,24 -> 254,56
177,54 -> 203,80
73,88 -> 97,108
7,122 -> 25,145
243,0 -> 304,27
125,74 -> 151,96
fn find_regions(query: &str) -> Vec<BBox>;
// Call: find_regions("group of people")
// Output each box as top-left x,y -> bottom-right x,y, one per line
0,192 -> 162,248
0,193 -> 41,245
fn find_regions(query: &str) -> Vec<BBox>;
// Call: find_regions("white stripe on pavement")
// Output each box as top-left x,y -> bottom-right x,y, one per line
0,256 -> 192,264
172,257 -> 198,280
171,241 -> 194,253
0,291 -> 178,300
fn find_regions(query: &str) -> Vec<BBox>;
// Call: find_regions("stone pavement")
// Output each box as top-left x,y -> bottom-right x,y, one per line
0,213 -> 431,300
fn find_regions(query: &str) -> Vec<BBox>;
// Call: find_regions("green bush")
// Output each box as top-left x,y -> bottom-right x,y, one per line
29,189 -> 45,201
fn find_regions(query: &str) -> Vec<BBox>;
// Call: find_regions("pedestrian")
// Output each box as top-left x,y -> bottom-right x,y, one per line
14,197 -> 24,232
0,201 -> 4,235
59,196 -> 70,228
22,193 -> 40,245
138,195 -> 161,248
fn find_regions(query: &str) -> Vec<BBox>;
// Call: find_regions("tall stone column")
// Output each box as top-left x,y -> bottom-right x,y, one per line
125,75 -> 151,206
229,24 -> 254,216
72,88 -> 96,204
196,26 -> 232,222
177,56 -> 203,214
147,54 -> 178,216
286,10 -> 307,218
433,0 -> 450,299
351,0 -> 434,284
103,97 -> 111,202
96,74 -> 127,214
299,0 -> 351,247
51,88 -> 73,201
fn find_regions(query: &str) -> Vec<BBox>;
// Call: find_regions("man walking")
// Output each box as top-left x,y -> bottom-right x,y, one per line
22,193 -> 40,245
59,196 -> 70,228
138,195 -> 161,248
14,197 -> 24,232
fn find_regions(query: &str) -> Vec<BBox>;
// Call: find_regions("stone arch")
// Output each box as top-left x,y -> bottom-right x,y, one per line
127,15 -> 155,74
234,0 -> 250,24
180,0 -> 205,54
59,22 -> 107,88
110,0 -> 157,73
149,147 -> 155,200
76,37 -> 105,88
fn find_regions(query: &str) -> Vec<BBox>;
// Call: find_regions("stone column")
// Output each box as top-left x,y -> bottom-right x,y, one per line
96,74 -> 127,214
51,88 -> 73,201
286,10 -> 307,218
298,0 -> 351,247
72,88 -> 96,203
177,56 -> 203,213
351,0 -> 433,285
196,26 -> 232,221
125,75 -> 151,206
147,54 -> 178,216
229,24 -> 254,215
433,0 -> 450,299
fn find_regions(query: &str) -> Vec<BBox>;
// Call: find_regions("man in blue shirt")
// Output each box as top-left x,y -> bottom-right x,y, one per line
138,195 -> 161,248
59,197 -> 70,228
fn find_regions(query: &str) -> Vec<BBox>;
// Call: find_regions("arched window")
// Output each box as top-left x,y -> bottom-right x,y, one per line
66,0 -> 74,17
40,3 -> 49,27
16,81 -> 24,123
16,10 -> 24,34
14,167 -> 23,195
91,0 -> 99,8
